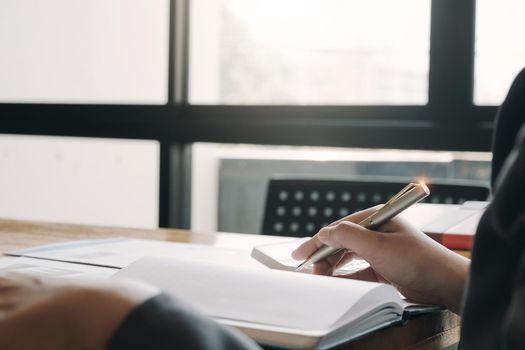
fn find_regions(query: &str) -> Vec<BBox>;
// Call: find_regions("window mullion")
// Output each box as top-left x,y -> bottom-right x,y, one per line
428,0 -> 476,120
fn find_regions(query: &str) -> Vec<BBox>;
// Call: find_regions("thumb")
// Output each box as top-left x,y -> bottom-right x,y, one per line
317,221 -> 382,259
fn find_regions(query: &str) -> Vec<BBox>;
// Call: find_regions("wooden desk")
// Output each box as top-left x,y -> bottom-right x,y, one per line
0,219 -> 461,350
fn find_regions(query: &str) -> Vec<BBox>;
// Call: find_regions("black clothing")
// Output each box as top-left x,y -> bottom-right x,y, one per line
461,69 -> 525,350
461,126 -> 525,349
491,68 -> 525,187
107,293 -> 262,350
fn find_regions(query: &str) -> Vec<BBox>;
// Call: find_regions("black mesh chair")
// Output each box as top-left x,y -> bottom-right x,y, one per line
261,178 -> 490,237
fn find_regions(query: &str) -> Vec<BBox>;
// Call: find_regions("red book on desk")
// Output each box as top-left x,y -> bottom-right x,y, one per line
401,201 -> 488,250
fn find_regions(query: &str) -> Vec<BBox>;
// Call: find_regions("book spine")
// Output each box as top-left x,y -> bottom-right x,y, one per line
426,232 -> 472,250
441,234 -> 472,250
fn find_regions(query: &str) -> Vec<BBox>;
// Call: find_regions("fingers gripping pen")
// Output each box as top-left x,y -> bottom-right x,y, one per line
295,182 -> 429,271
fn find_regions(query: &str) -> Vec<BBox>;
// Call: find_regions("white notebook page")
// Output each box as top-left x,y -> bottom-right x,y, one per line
114,255 -> 398,332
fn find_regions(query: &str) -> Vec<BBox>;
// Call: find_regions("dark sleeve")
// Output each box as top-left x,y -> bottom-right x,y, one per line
493,125 -> 525,350
107,293 -> 263,350
491,67 -> 525,187
460,125 -> 525,350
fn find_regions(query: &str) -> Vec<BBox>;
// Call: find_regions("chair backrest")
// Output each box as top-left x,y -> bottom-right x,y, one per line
261,178 -> 490,237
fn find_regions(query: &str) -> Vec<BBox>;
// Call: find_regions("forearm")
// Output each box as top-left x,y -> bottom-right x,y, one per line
410,240 -> 470,314
66,280 -> 160,350
0,276 -> 158,350
435,249 -> 470,314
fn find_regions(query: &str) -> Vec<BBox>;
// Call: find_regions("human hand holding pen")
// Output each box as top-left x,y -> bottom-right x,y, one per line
295,182 -> 429,271
291,207 -> 471,314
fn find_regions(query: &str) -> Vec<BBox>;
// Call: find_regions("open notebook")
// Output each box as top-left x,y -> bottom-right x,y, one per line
6,237 -> 440,349
114,255 -> 438,350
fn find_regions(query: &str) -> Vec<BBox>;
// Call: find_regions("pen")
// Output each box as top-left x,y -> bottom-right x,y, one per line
295,182 -> 430,271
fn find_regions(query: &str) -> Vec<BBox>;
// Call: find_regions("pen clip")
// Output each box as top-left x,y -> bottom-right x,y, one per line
383,183 -> 416,207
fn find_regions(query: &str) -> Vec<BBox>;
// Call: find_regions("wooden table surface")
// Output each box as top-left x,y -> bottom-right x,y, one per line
0,219 -> 461,350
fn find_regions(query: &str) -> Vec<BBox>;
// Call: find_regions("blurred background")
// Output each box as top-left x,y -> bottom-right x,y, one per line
1,0 -> 523,234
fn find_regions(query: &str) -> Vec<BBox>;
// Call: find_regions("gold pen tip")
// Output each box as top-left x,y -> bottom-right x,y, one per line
415,178 -> 430,194
418,181 -> 430,194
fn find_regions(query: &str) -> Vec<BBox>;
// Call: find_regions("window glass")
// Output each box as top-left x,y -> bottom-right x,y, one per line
189,0 -> 431,105
474,0 -> 525,105
0,134 -> 159,228
0,0 -> 169,104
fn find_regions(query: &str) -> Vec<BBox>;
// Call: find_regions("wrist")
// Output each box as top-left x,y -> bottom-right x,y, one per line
436,251 -> 470,314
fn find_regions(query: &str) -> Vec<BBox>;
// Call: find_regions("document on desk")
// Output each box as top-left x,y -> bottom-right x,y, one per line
6,238 -> 264,269
0,256 -> 117,279
251,238 -> 370,275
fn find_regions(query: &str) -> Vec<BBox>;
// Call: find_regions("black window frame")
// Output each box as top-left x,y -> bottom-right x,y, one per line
0,0 -> 499,228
